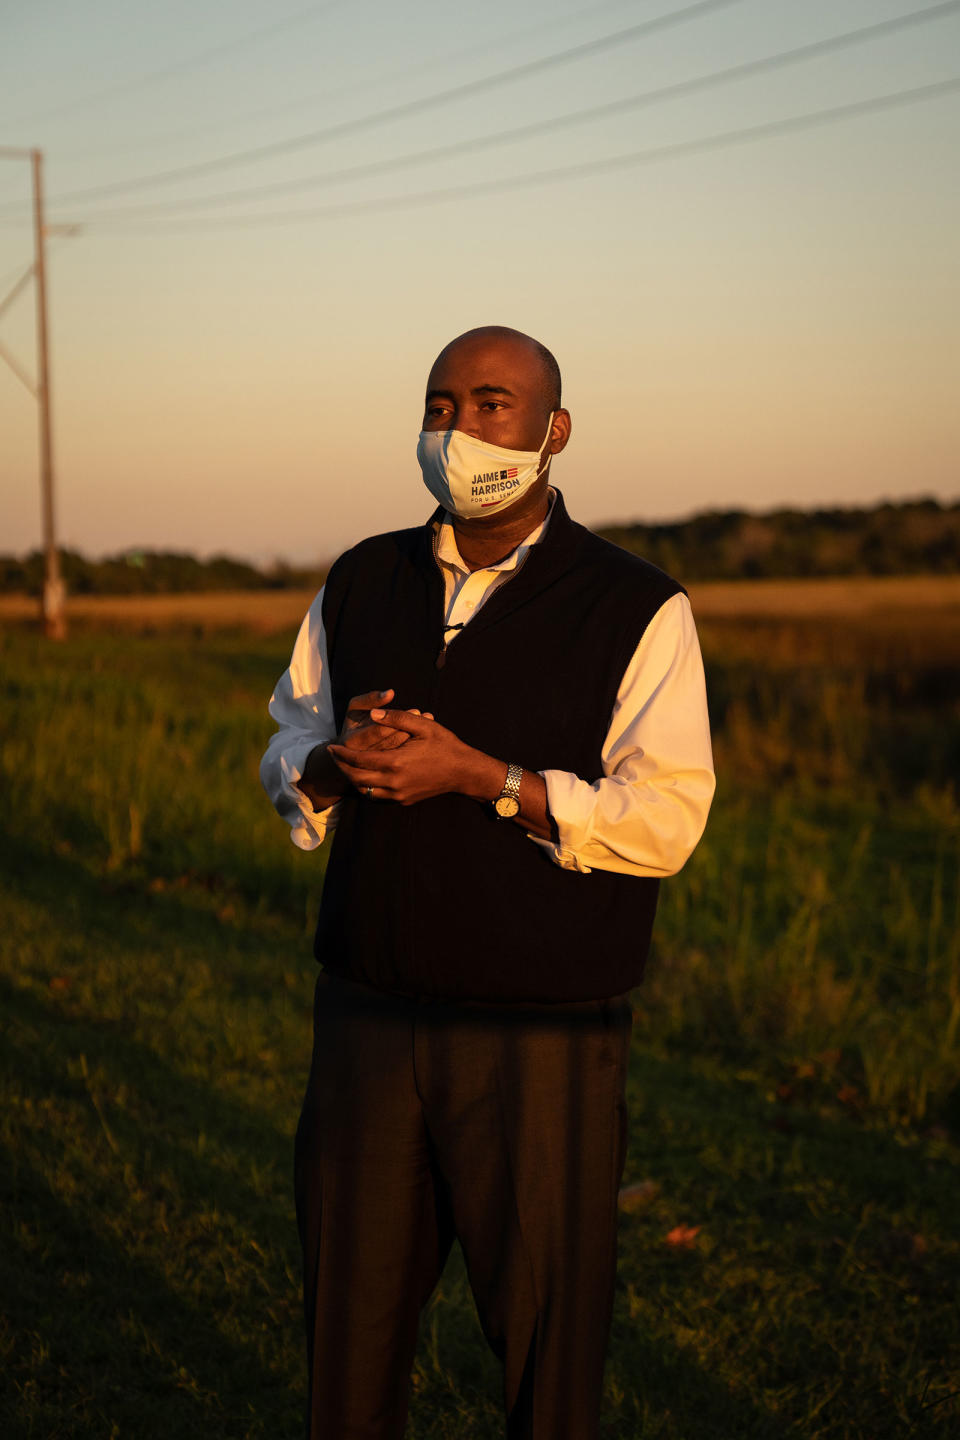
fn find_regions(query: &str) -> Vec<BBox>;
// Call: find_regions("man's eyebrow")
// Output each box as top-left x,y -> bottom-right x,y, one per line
424,384 -> 517,402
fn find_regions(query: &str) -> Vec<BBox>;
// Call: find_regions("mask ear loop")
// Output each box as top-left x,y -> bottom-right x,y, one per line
536,411 -> 555,480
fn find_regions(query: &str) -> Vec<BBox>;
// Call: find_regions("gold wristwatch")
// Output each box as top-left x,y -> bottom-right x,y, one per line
494,762 -> 523,819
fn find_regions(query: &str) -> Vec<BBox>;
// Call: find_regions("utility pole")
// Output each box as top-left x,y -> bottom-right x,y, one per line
32,150 -> 65,638
0,145 -> 69,638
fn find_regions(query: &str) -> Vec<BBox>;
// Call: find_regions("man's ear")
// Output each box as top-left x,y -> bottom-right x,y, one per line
549,409 -> 572,455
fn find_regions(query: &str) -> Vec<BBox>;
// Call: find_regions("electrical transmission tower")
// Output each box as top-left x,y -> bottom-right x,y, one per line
0,147 -> 77,639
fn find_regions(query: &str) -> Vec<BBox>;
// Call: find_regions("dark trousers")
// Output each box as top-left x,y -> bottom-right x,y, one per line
294,969 -> 633,1439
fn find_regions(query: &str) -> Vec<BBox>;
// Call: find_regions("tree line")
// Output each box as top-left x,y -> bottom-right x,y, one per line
1,498 -> 956,595
0,549 -> 325,597
596,497 -> 959,581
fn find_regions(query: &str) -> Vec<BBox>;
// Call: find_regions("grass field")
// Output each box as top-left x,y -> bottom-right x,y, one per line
1,584 -> 958,1438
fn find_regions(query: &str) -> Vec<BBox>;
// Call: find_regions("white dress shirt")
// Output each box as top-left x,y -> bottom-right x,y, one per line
261,503 -> 716,878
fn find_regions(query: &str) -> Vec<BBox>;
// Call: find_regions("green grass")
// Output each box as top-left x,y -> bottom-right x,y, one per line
1,621 -> 958,1438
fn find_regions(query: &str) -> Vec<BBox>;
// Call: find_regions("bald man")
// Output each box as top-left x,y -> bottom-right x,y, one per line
261,327 -> 715,1439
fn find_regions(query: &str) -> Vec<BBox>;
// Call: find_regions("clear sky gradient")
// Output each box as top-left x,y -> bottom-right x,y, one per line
1,0 -> 958,564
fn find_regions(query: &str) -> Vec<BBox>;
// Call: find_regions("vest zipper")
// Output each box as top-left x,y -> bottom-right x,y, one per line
433,537 -> 536,670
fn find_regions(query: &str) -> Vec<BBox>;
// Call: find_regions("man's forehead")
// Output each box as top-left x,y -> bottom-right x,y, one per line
426,334 -> 542,388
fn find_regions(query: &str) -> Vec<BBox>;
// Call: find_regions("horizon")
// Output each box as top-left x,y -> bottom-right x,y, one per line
3,489 -> 955,571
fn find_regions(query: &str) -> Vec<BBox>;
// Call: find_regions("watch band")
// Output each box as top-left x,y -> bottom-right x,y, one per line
501,762 -> 523,805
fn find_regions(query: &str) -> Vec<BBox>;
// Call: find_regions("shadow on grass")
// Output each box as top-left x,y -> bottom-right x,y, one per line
604,1317 -> 786,1440
607,1048 -> 958,1439
0,973 -> 298,1233
625,1047 -> 958,1224
0,1144 -> 300,1440
0,821 -> 298,962
1,832 -> 309,1438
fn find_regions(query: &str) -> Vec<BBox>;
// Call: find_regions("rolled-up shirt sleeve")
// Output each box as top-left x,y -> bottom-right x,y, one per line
259,586 -> 341,851
531,592 -> 715,877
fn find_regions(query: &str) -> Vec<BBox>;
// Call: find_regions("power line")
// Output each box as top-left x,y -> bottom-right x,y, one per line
68,1 -> 960,223
0,264 -> 35,323
0,260 -> 34,290
9,1 -> 353,126
50,0 -> 647,164
0,231 -> 75,290
0,0 -> 743,214
70,75 -> 960,232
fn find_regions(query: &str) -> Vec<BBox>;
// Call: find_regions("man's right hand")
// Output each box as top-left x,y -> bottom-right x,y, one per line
341,689 -> 413,752
298,689 -> 433,809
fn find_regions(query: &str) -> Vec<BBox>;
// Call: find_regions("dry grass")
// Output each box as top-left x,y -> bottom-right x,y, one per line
688,573 -> 960,617
0,587 -> 320,634
2,573 -> 959,635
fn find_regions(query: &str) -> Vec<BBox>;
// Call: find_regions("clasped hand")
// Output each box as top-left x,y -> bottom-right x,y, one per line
330,688 -> 479,806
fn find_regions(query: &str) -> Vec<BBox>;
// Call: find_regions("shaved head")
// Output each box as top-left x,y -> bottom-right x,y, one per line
434,326 -> 562,412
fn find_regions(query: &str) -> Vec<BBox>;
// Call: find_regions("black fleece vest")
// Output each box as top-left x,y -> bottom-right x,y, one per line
315,489 -> 683,1003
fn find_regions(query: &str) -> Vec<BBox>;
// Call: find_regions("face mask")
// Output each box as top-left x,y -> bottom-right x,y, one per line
417,413 -> 554,519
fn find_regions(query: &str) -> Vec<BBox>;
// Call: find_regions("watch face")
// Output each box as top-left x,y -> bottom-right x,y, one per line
495,795 -> 521,818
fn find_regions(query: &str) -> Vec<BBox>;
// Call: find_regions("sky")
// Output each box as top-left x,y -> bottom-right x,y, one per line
1,0 -> 958,565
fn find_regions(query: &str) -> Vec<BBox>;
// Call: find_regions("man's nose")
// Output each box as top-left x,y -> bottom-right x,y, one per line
450,405 -> 481,438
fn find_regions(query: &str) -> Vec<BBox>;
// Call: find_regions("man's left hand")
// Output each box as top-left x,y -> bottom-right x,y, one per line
327,709 -> 501,806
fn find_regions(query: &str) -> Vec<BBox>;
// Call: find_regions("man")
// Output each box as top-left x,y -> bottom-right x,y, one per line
261,325 -> 714,1439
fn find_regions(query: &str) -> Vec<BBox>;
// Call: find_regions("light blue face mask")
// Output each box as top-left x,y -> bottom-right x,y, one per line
417,414 -> 554,518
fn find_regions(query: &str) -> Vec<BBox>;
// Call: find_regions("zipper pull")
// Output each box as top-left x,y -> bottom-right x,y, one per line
436,620 -> 461,669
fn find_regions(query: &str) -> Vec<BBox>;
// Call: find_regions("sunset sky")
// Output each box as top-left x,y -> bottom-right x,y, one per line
2,0 -> 958,565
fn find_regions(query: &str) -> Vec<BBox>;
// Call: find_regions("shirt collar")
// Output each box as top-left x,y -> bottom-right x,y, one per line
434,488 -> 557,575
